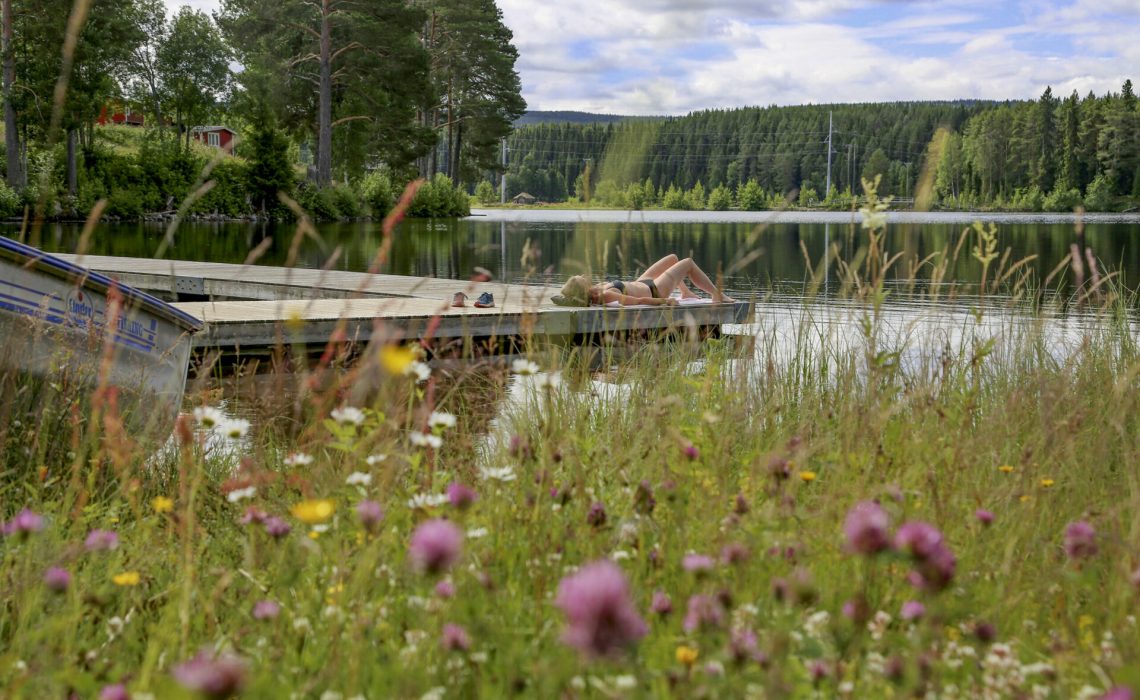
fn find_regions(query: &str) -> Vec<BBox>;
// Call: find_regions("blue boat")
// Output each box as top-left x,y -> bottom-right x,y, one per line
0,235 -> 202,438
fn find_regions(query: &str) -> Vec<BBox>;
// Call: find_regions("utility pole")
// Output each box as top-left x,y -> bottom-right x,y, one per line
825,111 -> 833,197
500,137 -> 507,204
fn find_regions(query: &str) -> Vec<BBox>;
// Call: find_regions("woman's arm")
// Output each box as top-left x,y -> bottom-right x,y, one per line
603,289 -> 677,306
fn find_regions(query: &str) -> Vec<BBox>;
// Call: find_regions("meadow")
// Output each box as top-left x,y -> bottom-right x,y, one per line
1,198 -> 1138,699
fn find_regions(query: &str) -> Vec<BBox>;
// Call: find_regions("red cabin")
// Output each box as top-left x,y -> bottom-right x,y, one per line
190,126 -> 237,152
97,104 -> 144,126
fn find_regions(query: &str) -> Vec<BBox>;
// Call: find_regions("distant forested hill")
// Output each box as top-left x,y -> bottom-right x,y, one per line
504,87 -> 1140,212
514,111 -> 632,126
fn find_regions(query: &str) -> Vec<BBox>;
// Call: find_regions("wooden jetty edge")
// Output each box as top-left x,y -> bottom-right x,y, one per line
55,254 -> 751,358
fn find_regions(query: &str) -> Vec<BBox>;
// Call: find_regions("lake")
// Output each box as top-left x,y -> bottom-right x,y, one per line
8,210 -> 1140,304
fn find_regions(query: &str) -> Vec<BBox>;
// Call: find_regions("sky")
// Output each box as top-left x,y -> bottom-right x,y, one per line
168,0 -> 1139,116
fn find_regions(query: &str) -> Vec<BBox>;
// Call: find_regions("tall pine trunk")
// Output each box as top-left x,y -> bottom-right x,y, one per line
2,0 -> 23,189
66,129 -> 77,196
316,0 -> 332,187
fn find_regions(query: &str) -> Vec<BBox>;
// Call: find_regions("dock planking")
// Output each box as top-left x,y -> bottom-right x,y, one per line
55,254 -> 750,357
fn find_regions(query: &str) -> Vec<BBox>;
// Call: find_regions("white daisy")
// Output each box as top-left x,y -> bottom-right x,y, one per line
511,358 -> 539,376
226,486 -> 257,503
284,452 -> 314,467
478,465 -> 516,482
366,454 -> 388,466
330,406 -> 365,426
407,493 -> 449,509
215,417 -> 250,439
405,361 -> 431,383
466,527 -> 489,539
409,432 -> 443,449
345,471 -> 372,486
193,406 -> 224,428
533,373 -> 562,390
428,411 -> 457,429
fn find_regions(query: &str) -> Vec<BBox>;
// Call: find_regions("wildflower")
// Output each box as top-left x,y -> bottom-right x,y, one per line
734,492 -> 750,515
1040,478 -> 1055,488
409,519 -> 464,574
768,456 -> 791,480
330,406 -> 365,427
675,645 -> 699,666
720,542 -> 750,565
586,501 -> 607,527
239,507 -> 266,525
809,660 -> 831,682
682,553 -> 716,574
2,508 -> 44,536
99,684 -> 130,700
291,499 -> 336,524
861,207 -> 887,231
998,465 -> 1015,473
284,452 -> 314,467
651,590 -> 673,615
193,406 -> 224,428
844,500 -> 891,555
683,594 -> 726,633
85,529 -> 120,552
975,509 -> 995,526
1098,688 -> 1134,700
365,454 -> 388,466
112,571 -> 141,587
799,471 -> 817,483
1064,521 -> 1098,560
345,471 -> 372,486
263,517 -> 292,538
409,431 -> 442,449
43,567 -> 71,592
379,344 -> 415,375
729,627 -> 761,664
842,597 -> 870,624
901,600 -> 926,622
151,496 -> 174,514
441,623 -> 471,652
356,500 -> 384,531
478,465 -> 516,482
973,621 -> 997,642
682,441 -> 699,460
226,486 -> 257,503
406,360 -> 431,383
508,435 -> 532,460
511,358 -> 539,375
633,480 -> 656,515
252,600 -> 280,620
172,649 -> 247,699
435,580 -> 456,598
555,560 -> 648,657
446,482 -> 478,509
895,521 -> 944,559
215,418 -> 250,439
407,493 -> 449,510
428,411 -> 457,429
533,373 -> 561,390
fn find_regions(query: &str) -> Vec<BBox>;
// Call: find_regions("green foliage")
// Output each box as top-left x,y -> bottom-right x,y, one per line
1009,185 -> 1045,212
624,181 -> 646,210
1084,174 -> 1116,211
1042,186 -> 1082,213
408,173 -> 470,217
294,181 -> 342,220
684,180 -> 706,210
245,117 -> 295,215
736,179 -> 765,210
593,179 -> 626,208
194,160 -> 250,217
661,184 -> 685,209
707,184 -> 732,211
360,170 -> 396,218
0,181 -> 22,218
331,183 -> 362,218
797,182 -> 819,207
473,180 -> 496,205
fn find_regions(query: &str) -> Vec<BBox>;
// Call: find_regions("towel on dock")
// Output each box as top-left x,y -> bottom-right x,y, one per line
604,298 -> 717,308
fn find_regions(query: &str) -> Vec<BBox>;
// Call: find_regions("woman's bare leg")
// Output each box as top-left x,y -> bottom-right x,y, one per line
654,258 -> 734,302
638,254 -> 678,281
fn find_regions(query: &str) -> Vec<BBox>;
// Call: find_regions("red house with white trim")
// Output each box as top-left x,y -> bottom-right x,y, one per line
190,126 -> 237,152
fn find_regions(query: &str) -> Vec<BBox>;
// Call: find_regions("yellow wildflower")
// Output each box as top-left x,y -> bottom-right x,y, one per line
1040,478 -> 1055,488
676,645 -> 699,666
799,471 -> 817,483
291,499 -> 336,524
379,344 -> 415,375
308,530 -> 321,540
151,496 -> 174,514
1019,495 -> 1031,503
945,626 -> 961,642
112,571 -> 140,586
998,465 -> 1014,473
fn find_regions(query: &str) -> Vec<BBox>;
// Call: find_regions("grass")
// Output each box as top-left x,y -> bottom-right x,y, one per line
1,206 -> 1139,699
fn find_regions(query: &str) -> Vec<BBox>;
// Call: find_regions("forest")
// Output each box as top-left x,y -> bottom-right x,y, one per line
505,85 -> 1140,213
0,0 -> 524,220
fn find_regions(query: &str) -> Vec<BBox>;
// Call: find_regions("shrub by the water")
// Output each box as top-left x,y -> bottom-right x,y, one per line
407,173 -> 470,217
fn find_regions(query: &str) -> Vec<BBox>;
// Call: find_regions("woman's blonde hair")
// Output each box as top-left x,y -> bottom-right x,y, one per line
560,274 -> 591,305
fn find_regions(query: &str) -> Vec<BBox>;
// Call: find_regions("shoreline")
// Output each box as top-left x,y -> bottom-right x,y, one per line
468,208 -> 1140,225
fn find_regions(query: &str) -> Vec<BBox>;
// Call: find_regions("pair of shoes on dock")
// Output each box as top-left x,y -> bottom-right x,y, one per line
451,292 -> 494,308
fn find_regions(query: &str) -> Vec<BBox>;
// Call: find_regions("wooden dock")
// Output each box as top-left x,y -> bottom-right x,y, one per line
55,254 -> 751,359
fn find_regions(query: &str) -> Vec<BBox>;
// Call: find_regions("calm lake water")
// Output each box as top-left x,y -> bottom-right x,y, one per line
8,210 -> 1140,303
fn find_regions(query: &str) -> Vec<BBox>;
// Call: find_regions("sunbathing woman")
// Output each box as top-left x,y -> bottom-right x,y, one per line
557,254 -> 734,307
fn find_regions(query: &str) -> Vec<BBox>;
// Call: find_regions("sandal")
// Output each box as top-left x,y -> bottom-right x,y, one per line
451,292 -> 467,307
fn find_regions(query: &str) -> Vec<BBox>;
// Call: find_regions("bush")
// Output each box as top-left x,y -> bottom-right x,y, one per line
662,185 -> 685,209
737,180 -> 765,210
1043,186 -> 1082,213
684,181 -> 706,210
473,180 -> 496,205
1010,185 -> 1044,212
625,182 -> 646,210
1084,174 -> 1115,212
193,160 -> 249,218
408,173 -> 470,218
0,181 -> 21,218
360,170 -> 396,218
707,184 -> 732,211
294,181 -> 341,220
331,183 -> 362,218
